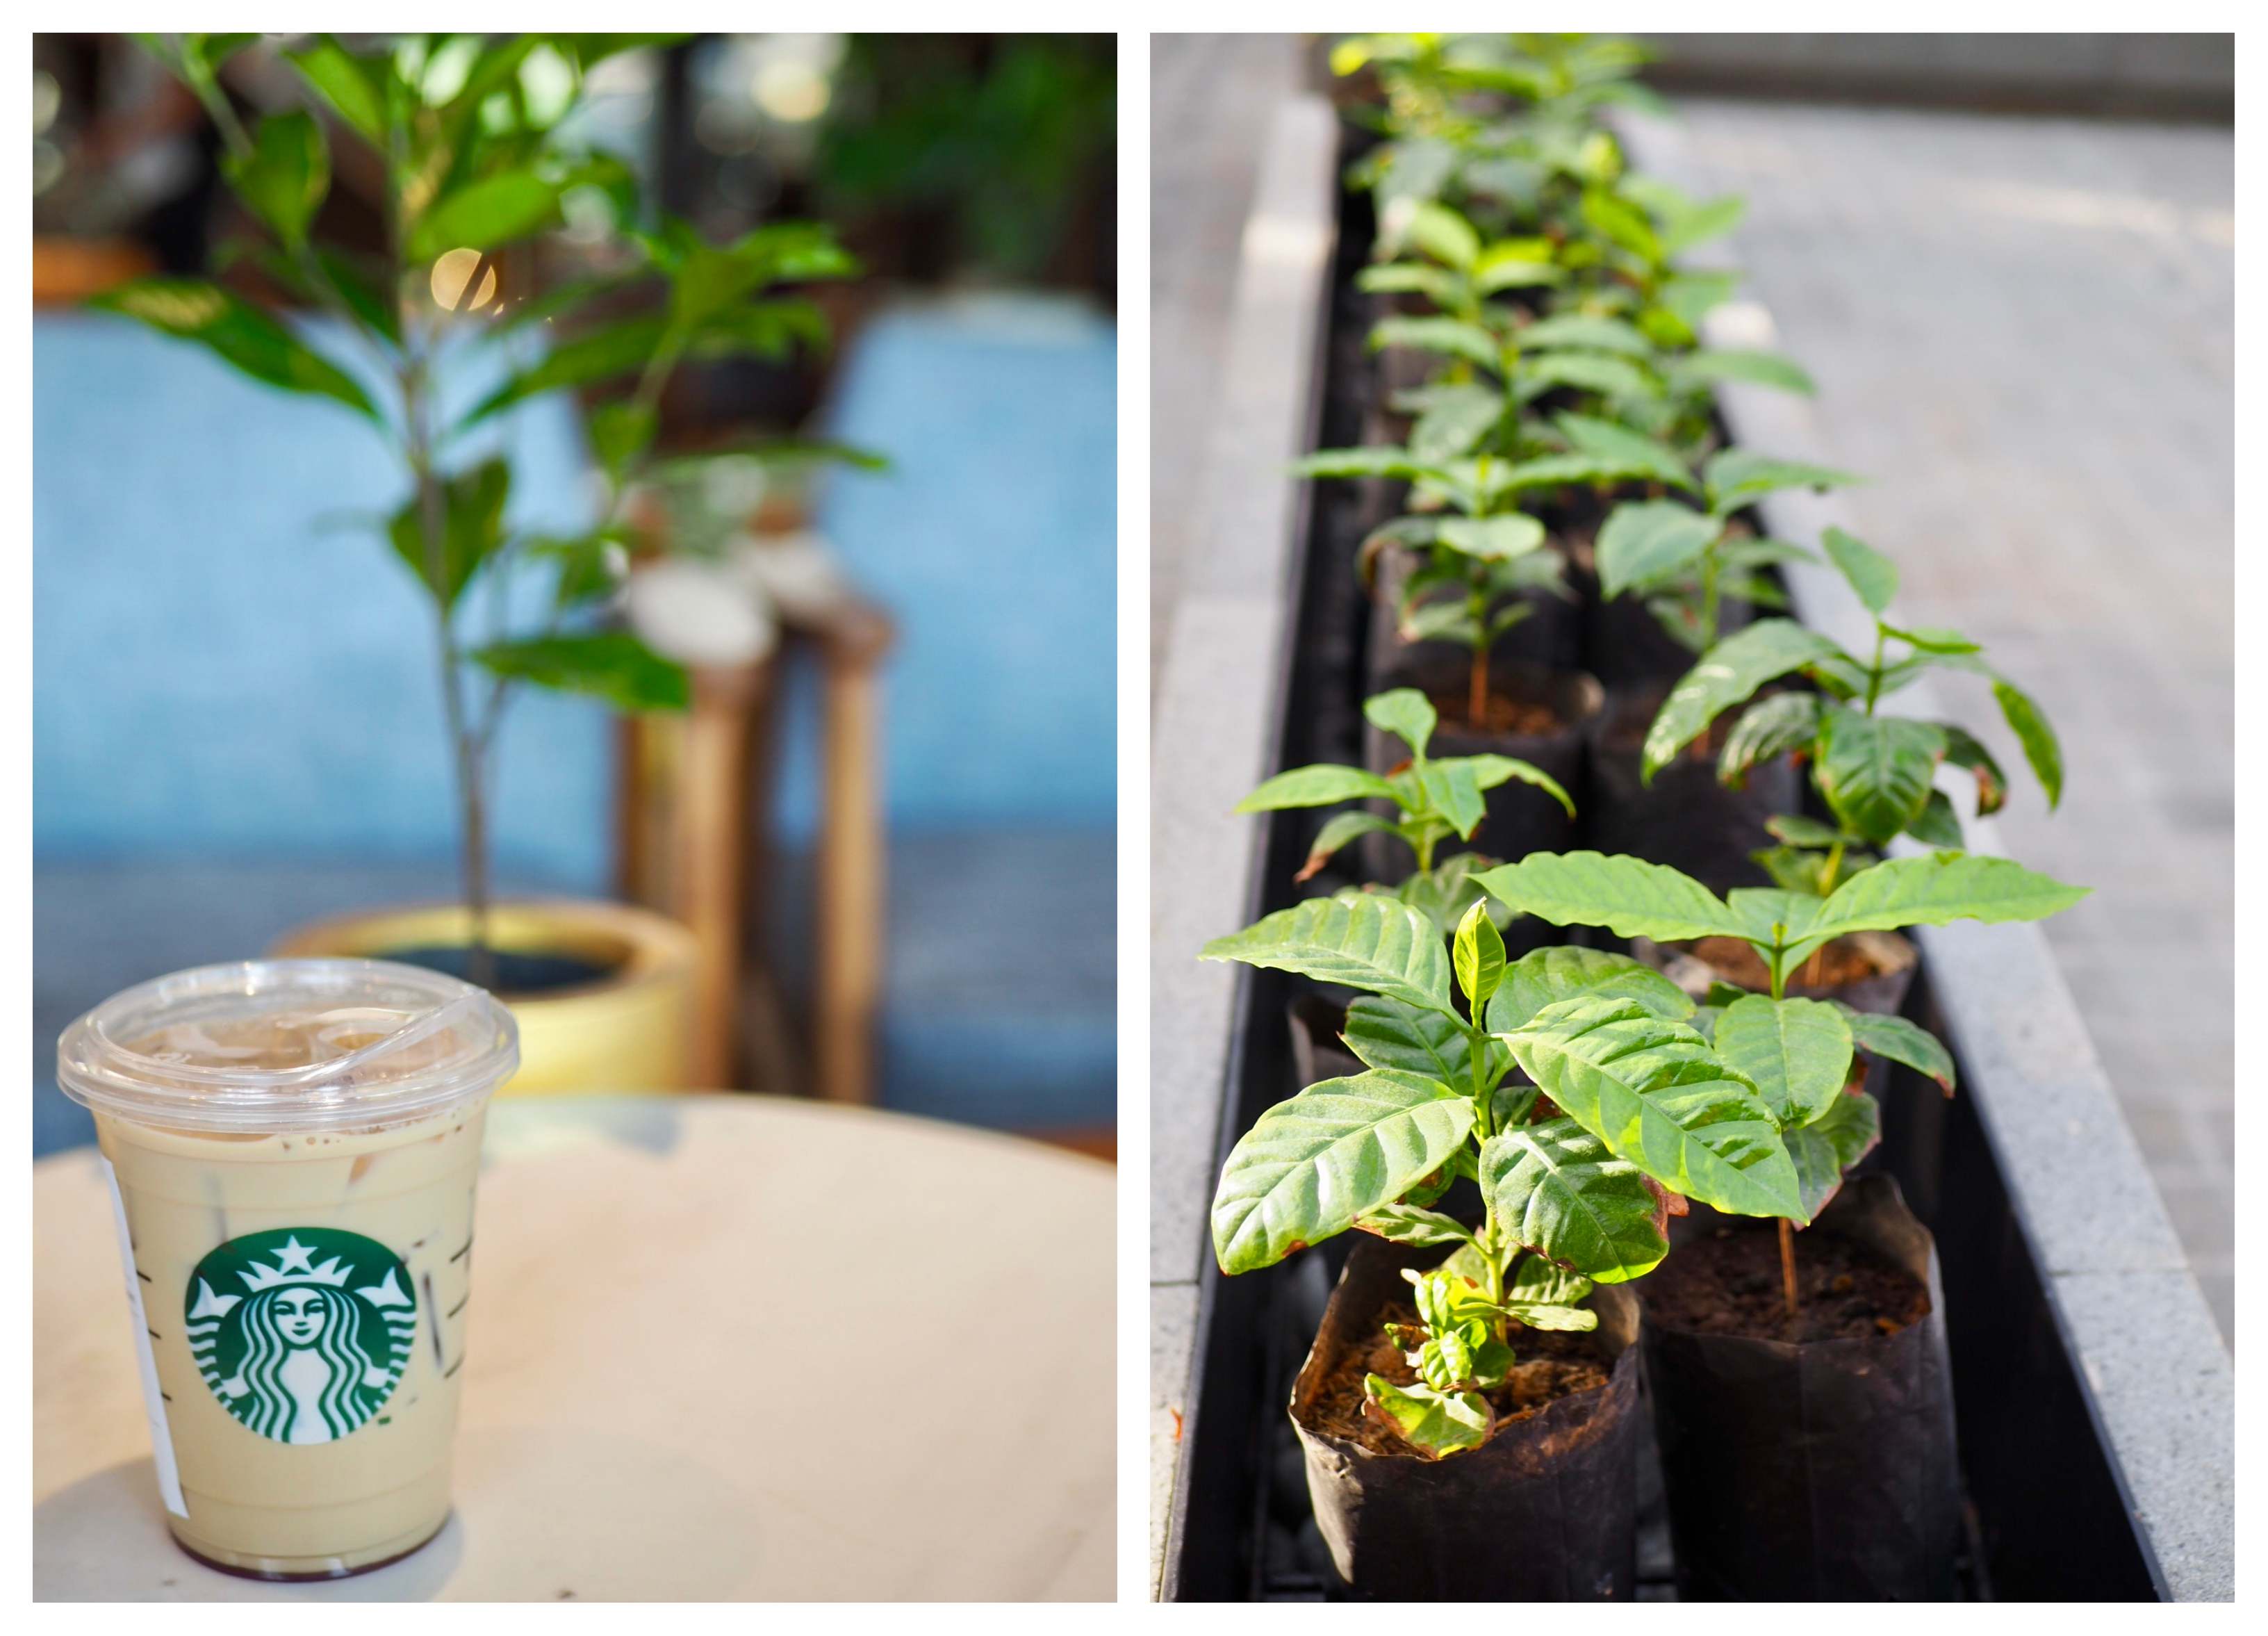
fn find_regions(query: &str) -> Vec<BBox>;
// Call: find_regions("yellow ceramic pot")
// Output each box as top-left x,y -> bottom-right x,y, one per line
271,900 -> 699,1096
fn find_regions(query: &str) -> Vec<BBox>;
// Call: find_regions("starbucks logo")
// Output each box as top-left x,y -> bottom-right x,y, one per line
184,1229 -> 417,1445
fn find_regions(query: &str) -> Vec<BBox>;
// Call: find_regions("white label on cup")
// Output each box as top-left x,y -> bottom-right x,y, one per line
99,1155 -> 188,1519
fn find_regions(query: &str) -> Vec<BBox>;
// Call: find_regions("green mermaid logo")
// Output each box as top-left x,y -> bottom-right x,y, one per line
184,1229 -> 417,1444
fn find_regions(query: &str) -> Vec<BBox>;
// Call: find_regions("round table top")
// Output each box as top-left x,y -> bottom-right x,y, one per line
35,1095 -> 1115,1602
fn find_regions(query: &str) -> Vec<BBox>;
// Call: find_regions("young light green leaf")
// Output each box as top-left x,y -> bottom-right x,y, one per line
1477,852 -> 1739,944
470,630 -> 689,712
1210,1070 -> 1476,1273
1522,350 -> 1659,402
1483,946 -> 1695,1034
1821,526 -> 1898,614
1435,514 -> 1545,561
1642,620 -> 1846,778
1406,200 -> 1481,270
1408,383 -> 1506,461
1703,448 -> 1862,514
1355,1202 -> 1477,1248
1836,1008 -> 1957,1093
1659,193 -> 1745,258
409,169 -> 561,263
1370,316 -> 1501,370
1290,445 -> 1431,482
1884,623 -> 1981,655
1508,1252 -> 1596,1308
1363,1376 -> 1491,1458
1356,262 -> 1461,304
1365,687 -> 1437,759
1816,712 -> 1946,844
1992,677 -> 2064,809
1498,997 -> 1804,1219
1461,754 -> 1576,817
1343,996 -> 1504,1087
1201,895 -> 1452,1014
1454,900 -> 1507,1010
1516,313 -> 1653,356
1480,1118 -> 1670,1283
1807,853 -> 2089,947
1668,348 -> 1814,396
1415,761 -> 1486,838
1554,411 -> 1699,491
1596,500 -> 1721,599
1714,996 -> 1854,1128
1235,764 -> 1401,813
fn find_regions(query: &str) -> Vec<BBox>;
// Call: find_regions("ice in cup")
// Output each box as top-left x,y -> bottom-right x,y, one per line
57,960 -> 518,1580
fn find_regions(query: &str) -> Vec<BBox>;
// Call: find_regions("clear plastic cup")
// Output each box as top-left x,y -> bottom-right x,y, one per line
57,959 -> 518,1580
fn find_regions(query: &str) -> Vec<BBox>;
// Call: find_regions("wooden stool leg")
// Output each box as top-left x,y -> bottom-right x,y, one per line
816,635 -> 887,1104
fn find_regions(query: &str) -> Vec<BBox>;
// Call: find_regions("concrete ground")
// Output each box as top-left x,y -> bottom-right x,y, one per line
1150,59 -> 2233,1344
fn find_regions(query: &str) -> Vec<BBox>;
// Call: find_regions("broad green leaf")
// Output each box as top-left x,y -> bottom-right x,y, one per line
1837,1008 -> 1956,1092
1409,383 -> 1505,461
1656,269 -> 1741,334
1497,997 -> 1805,1220
1390,853 -> 1506,939
586,400 -> 658,486
1210,1070 -> 1476,1273
1643,620 -> 1846,778
1371,316 -> 1502,370
1522,350 -> 1659,402
226,111 -> 329,250
1201,895 -> 1453,1014
1821,525 -> 1898,615
1484,946 -> 1695,1034
1235,763 -> 1400,813
1786,1090 -> 1882,1218
1477,852 -> 1739,944
387,457 -> 509,606
1703,448 -> 1863,514
1415,760 -> 1486,838
1499,1302 -> 1597,1333
1355,1203 -> 1475,1248
1554,411 -> 1700,491
1365,688 -> 1436,758
1909,790 -> 1966,850
1473,256 -> 1563,293
1480,1118 -> 1669,1282
1357,263 -> 1461,305
1580,187 -> 1661,263
1719,692 -> 1823,788
313,247 -> 401,345
409,168 -> 561,263
470,630 -> 689,712
1436,514 -> 1545,561
1714,996 -> 1854,1127
1454,900 -> 1507,1009
1670,348 -> 1814,395
461,313 -> 671,427
287,37 -> 391,145
1298,811 -> 1397,880
1495,452 -> 1663,494
1659,193 -> 1745,259
88,279 -> 381,424
1402,600 -> 1482,647
1363,1376 -> 1491,1457
1461,753 -> 1575,817
1993,677 -> 2064,808
1767,812 -> 1846,849
1725,887 -> 1831,954
1516,313 -> 1653,356
1596,500 -> 1720,598
526,530 -> 624,612
1407,201 -> 1481,270
1807,853 -> 2089,947
1509,1252 -> 1596,1307
1818,713 -> 1946,844
1343,996 -> 1502,1088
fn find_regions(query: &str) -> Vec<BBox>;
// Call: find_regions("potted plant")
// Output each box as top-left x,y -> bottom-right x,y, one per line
1475,847 -> 2085,1598
1201,887 -> 1811,1597
97,33 -> 868,1091
1634,525 -> 2064,1008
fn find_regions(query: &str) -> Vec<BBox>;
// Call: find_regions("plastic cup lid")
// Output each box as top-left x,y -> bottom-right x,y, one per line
56,959 -> 520,1134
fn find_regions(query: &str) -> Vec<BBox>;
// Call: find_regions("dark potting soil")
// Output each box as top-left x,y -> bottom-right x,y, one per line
1687,934 -> 1884,992
1425,688 -> 1563,737
1643,1227 -> 1930,1344
377,943 -> 621,997
1310,1297 -> 1611,1455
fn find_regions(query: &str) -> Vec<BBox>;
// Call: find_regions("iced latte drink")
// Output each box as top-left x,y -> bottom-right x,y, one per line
58,960 -> 518,1580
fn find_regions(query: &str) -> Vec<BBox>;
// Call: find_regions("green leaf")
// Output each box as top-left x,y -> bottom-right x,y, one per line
525,531 -> 624,612
1659,193 -> 1745,258
1407,201 -> 1481,270
1484,947 -> 1695,1034
1508,1253 -> 1595,1308
1908,790 -> 1966,850
1390,853 -> 1505,940
1643,620 -> 1846,778
1365,688 -> 1437,759
1415,761 -> 1486,838
1297,811 -> 1398,881
386,457 -> 509,606
1363,1376 -> 1491,1457
1516,313 -> 1653,357
1786,1090 -> 1882,1218
1235,763 -> 1401,813
286,38 -> 392,146
1837,1008 -> 1956,1092
470,630 -> 689,712
1357,262 -> 1462,305
1201,895 -> 1453,1014
1473,256 -> 1564,293
1522,351 -> 1659,402
688,296 -> 831,361
1817,713 -> 1946,844
410,169 -> 561,263
1596,501 -> 1721,599
1355,1203 -> 1476,1248
461,313 -> 671,427
1496,997 -> 1804,1220
1937,724 -> 2007,815
1884,623 -> 1981,655
586,400 -> 658,486
1371,316 -> 1501,370
1993,677 -> 2064,809
1821,526 -> 1898,615
1408,383 -> 1505,461
1453,900 -> 1507,1009
1477,852 -> 1740,944
1554,411 -> 1699,491
1703,449 -> 1862,514
1767,812 -> 1846,849
1580,187 -> 1661,263
1481,1118 -> 1670,1282
88,279 -> 382,424
1714,996 -> 1854,1128
225,111 -> 329,250
1719,692 -> 1823,788
1435,514 -> 1545,561
1210,1070 -> 1476,1273
1343,996 -> 1502,1087
313,248 -> 401,345
1459,753 -> 1575,817
1806,853 -> 2089,949
1669,348 -> 1814,395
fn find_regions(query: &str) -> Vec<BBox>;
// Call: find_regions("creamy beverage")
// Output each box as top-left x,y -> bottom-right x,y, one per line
58,961 -> 517,1580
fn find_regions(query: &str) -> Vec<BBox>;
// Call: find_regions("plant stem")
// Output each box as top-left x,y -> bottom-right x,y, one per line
1699,544 -> 1723,648
1863,622 -> 1887,714
1777,1217 -> 1800,1322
